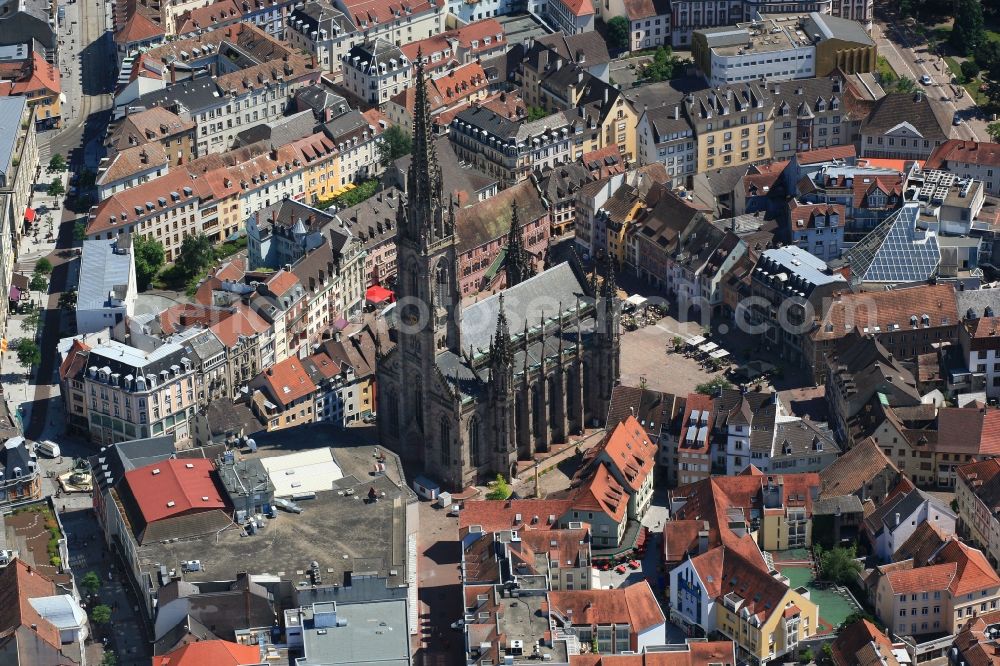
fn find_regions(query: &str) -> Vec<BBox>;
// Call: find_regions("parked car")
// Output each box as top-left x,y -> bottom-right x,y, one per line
954,114 -> 963,126
447,504 -> 461,517
920,74 -> 932,85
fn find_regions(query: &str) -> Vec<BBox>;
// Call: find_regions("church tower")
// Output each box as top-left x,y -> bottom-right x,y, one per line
488,294 -> 517,475
504,202 -> 535,288
593,259 -> 621,419
389,53 -> 463,447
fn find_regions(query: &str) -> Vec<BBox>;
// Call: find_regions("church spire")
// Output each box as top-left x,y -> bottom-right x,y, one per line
504,202 -> 535,288
401,49 -> 447,245
490,294 -> 513,368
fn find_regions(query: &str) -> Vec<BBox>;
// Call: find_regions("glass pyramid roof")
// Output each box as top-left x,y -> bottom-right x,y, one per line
846,204 -> 940,283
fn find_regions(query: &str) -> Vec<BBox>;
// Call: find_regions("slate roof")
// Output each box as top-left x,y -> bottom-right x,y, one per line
345,39 -> 408,76
860,92 -> 948,142
802,11 -> 875,46
233,110 -> 318,149
535,31 -> 610,68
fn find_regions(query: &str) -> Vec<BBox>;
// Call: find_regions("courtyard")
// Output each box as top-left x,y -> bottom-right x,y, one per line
772,555 -> 864,635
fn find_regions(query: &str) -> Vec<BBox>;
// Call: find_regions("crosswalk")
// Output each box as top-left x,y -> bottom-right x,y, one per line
37,137 -> 52,167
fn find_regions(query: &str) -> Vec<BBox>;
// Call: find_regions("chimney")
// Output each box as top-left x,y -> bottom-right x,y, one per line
604,87 -> 608,104
673,105 -> 679,120
895,512 -> 900,527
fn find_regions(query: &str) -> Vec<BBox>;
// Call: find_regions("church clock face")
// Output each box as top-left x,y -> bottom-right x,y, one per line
401,303 -> 421,327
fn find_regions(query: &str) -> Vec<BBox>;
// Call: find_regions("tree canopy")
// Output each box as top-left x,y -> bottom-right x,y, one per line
606,17 -> 630,52
695,376 -> 733,395
485,474 -> 512,500
47,180 -> 65,197
816,544 -> 862,586
378,125 -> 412,166
15,339 -> 40,368
133,236 -> 165,291
951,0 -> 986,55
47,154 -> 66,173
176,234 -> 214,278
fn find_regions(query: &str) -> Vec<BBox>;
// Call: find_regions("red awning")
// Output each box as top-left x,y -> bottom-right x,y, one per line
24,208 -> 35,222
366,285 -> 394,304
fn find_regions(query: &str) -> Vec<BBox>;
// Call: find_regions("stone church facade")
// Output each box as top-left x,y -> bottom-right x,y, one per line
375,61 -> 621,490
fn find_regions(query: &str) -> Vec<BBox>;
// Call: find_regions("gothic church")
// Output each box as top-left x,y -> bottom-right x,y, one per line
375,59 -> 621,490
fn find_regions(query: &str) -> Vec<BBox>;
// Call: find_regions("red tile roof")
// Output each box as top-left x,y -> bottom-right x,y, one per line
459,499 -> 574,533
570,642 -> 736,665
257,356 -> 318,407
124,459 -> 227,524
678,393 -> 714,454
549,581 -> 663,631
154,639 -> 262,666
812,283 -> 958,343
59,338 -> 91,382
689,545 -> 790,623
925,139 -> 1000,170
831,619 -> 900,666
115,10 -> 165,44
853,174 -> 904,208
265,270 -> 301,299
554,0 -> 595,16
819,436 -> 898,499
0,52 -> 60,98
934,539 -> 1000,596
788,201 -> 846,229
572,463 -> 628,522
590,415 -> 657,492
662,519 -> 704,562
87,169 -> 211,235
796,145 -> 857,165
339,0 -> 438,28
670,469 -> 820,552
885,561 -> 958,595
0,559 -> 61,652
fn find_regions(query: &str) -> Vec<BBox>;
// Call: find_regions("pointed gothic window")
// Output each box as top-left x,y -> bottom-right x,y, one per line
470,417 -> 481,467
440,416 -> 451,465
435,262 -> 449,308
408,262 -> 420,299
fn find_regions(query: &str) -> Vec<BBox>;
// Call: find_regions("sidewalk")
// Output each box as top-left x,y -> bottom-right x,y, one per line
1,167 -> 72,442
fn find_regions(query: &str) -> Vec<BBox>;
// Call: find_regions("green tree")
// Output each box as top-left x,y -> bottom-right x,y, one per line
29,274 -> 47,292
695,376 -> 733,395
800,647 -> 814,663
606,16 -> 630,52
377,124 -> 412,166
90,604 -> 112,625
840,611 -> 881,632
80,571 -> 101,597
73,221 -> 87,241
35,258 -> 52,275
101,651 -> 117,666
987,122 -> 1000,142
22,307 -> 41,332
976,40 -> 1000,80
895,76 -> 916,93
961,59 -> 981,82
133,236 -> 165,291
47,180 -> 65,197
822,643 -> 833,661
951,0 -> 985,55
78,169 -> 97,189
527,106 -> 549,121
815,544 -> 862,585
15,339 -> 40,368
485,473 -> 512,500
644,46 -> 676,83
47,154 -> 66,173
176,234 -> 214,278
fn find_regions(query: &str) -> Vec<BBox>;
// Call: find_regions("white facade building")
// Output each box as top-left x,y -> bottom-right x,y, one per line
76,236 -> 138,336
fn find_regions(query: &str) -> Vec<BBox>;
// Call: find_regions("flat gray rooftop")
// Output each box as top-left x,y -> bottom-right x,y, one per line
138,433 -> 415,594
0,96 -> 26,173
500,595 -> 568,664
299,598 -> 410,665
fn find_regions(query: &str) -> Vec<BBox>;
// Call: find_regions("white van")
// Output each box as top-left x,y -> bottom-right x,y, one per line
35,440 -> 60,458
